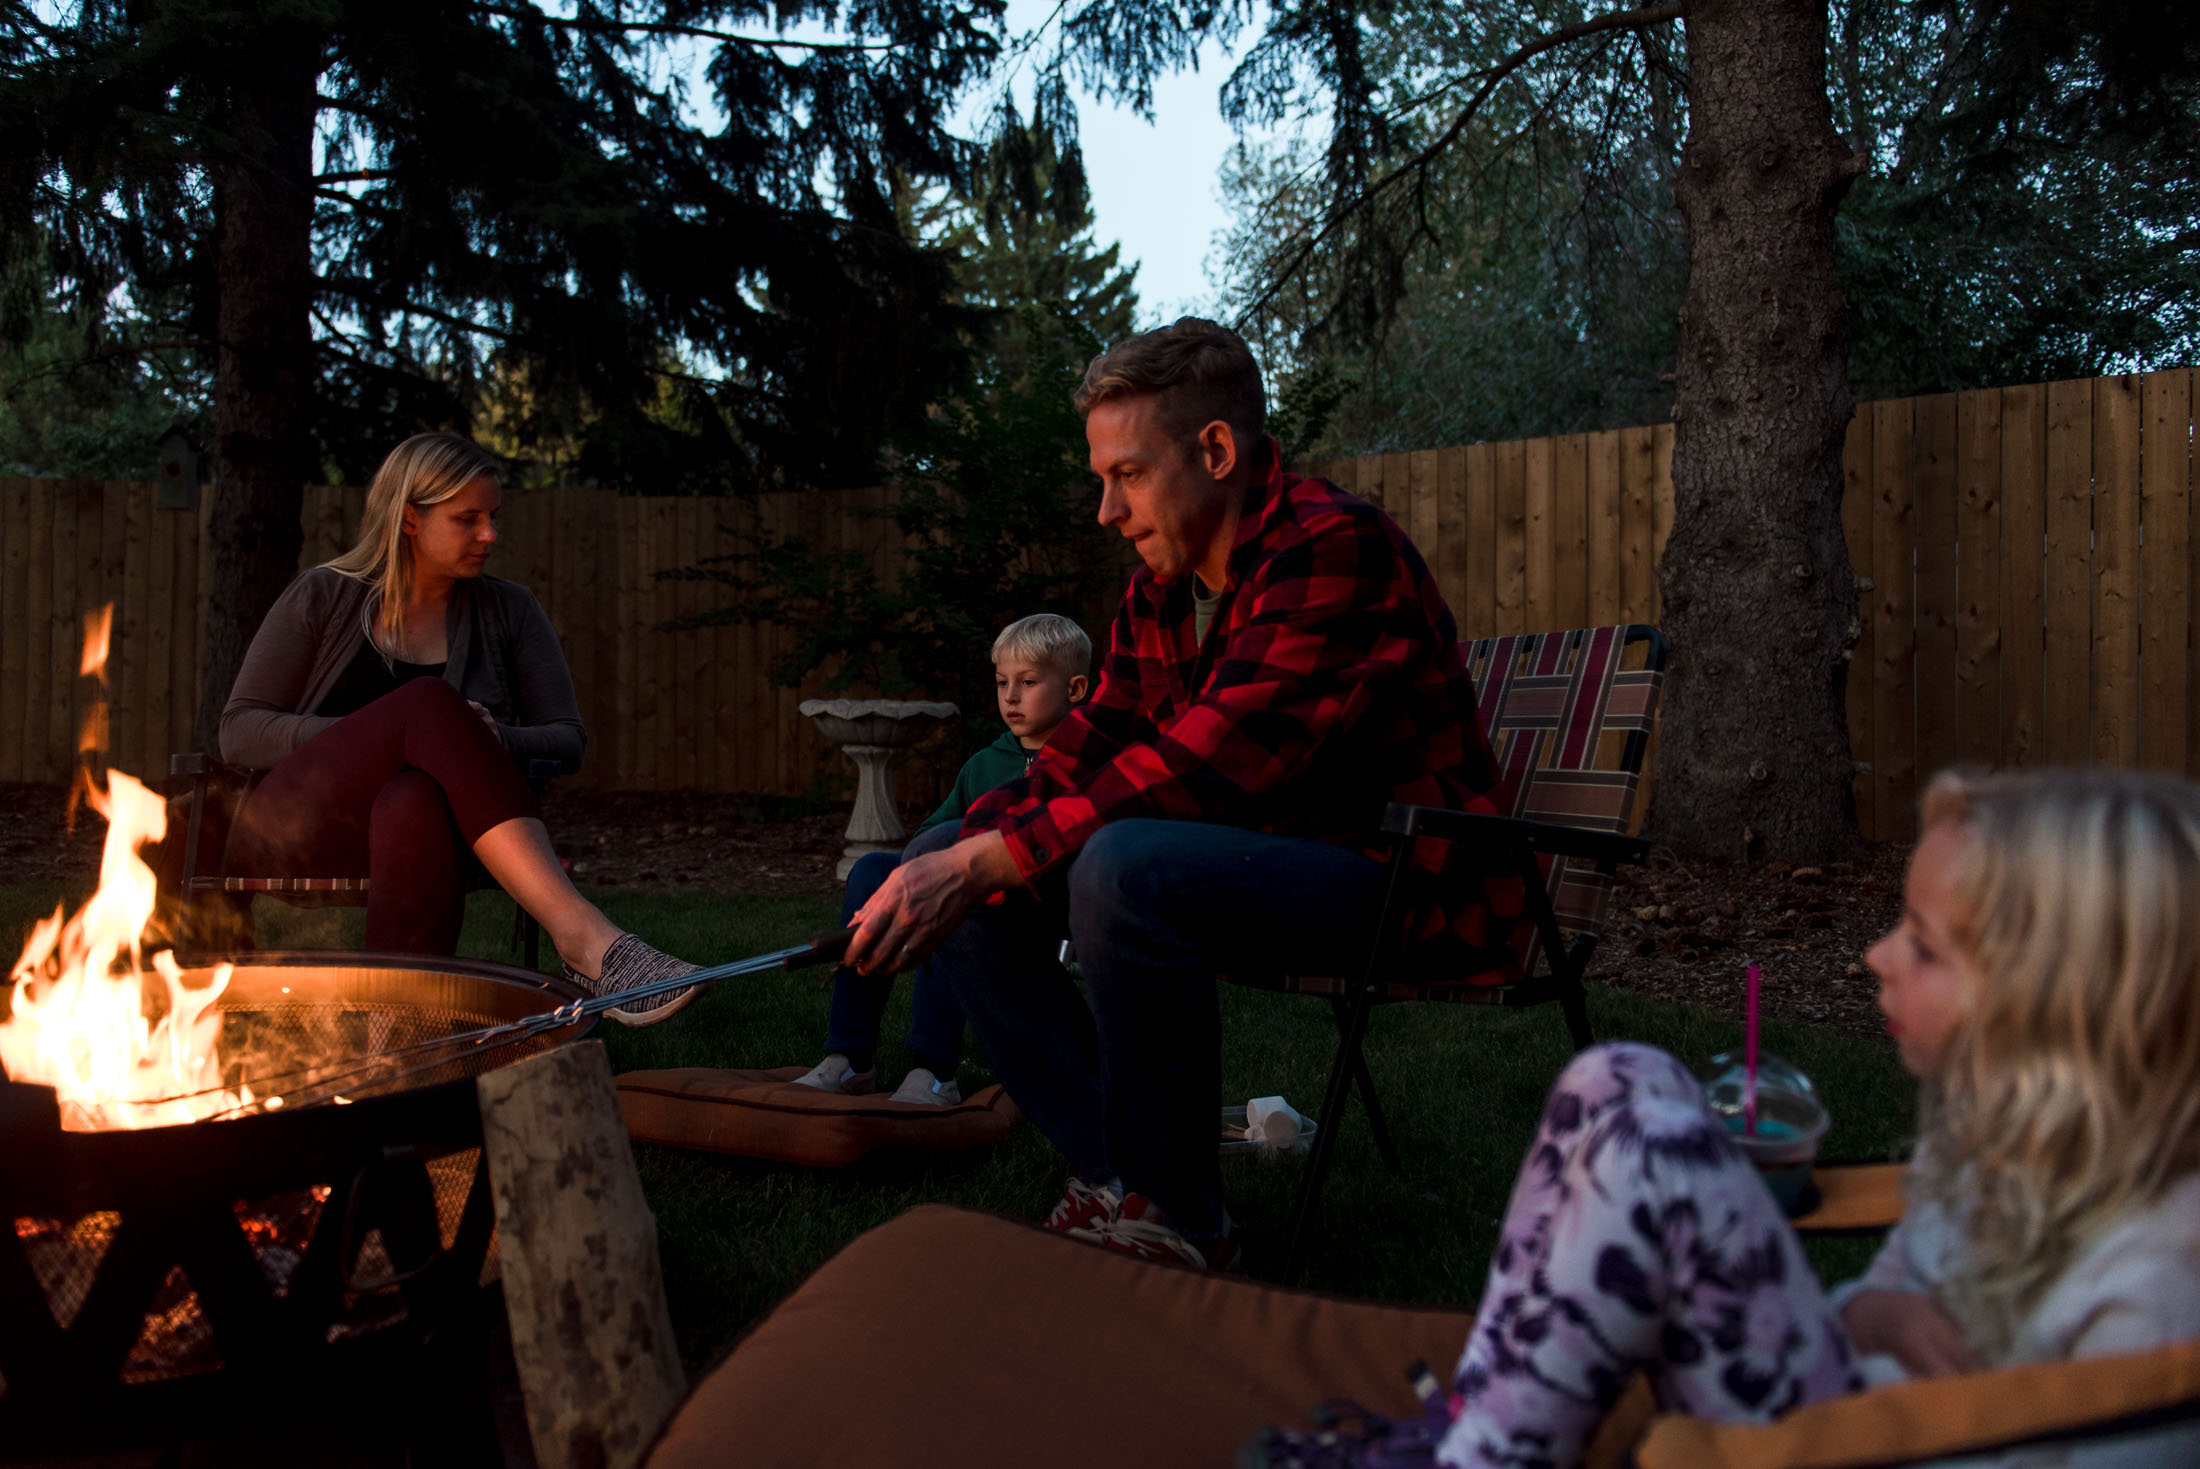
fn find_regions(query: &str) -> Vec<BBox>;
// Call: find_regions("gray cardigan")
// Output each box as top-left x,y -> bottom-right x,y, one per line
219,566 -> 586,773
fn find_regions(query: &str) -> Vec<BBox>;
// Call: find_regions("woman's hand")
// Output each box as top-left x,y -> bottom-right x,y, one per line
1840,1289 -> 1984,1378
845,831 -> 1021,974
466,700 -> 499,736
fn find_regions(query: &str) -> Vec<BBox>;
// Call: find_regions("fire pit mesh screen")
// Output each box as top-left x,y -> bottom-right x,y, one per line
217,998 -> 567,1105
13,1214 -> 119,1329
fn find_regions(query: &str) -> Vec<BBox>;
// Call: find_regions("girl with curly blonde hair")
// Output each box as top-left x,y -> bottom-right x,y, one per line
1253,767 -> 2200,1468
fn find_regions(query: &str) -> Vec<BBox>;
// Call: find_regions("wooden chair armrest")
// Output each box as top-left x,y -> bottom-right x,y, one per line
1635,1337 -> 2200,1468
1380,804 -> 1653,868
1793,1162 -> 1906,1232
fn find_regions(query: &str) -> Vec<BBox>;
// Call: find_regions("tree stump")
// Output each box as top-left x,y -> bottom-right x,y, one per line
478,1040 -> 686,1469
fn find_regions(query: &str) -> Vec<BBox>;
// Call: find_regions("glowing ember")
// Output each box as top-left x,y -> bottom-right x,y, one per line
0,605 -> 253,1130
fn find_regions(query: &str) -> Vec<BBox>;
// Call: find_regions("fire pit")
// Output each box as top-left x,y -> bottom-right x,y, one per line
0,950 -> 589,1448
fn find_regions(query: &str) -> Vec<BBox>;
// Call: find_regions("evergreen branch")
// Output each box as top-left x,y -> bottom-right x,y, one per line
317,170 -> 398,185
0,338 -> 207,398
1234,0 -> 1688,324
470,4 -> 901,54
315,282 -> 521,344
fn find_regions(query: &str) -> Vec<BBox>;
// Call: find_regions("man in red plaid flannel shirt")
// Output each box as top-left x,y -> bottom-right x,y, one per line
845,317 -> 1516,1270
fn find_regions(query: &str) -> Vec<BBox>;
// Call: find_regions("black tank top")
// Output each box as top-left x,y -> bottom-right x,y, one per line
317,640 -> 448,717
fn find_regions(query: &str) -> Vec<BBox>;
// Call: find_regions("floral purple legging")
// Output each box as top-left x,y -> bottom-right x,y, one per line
1440,1042 -> 1862,1467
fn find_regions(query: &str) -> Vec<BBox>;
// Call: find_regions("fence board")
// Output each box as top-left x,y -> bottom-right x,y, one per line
1954,390 -> 2003,772
1436,448 -> 1468,633
1619,427 -> 1656,627
2091,375 -> 2142,766
47,481 -> 81,784
1553,434 -> 1588,630
1466,443 -> 1498,636
2000,386 -> 2048,771
732,497 -> 759,796
658,498 -> 689,790
1586,431 -> 1622,628
1840,416 -> 1876,838
1409,449 -> 1440,578
1494,439 -> 1527,636
113,484 -> 147,782
1523,436 -> 1555,631
1871,398 -> 1917,838
2142,370 -> 2193,773
1912,395 -> 1959,790
2043,379 -> 2095,765
0,485 -> 26,779
617,497 -> 646,788
96,481 -> 126,776
650,495 -> 679,789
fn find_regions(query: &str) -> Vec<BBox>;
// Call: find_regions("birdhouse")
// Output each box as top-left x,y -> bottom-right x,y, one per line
155,427 -> 200,510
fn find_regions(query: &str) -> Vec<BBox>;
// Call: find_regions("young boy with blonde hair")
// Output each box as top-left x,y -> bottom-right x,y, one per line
794,613 -> 1091,1104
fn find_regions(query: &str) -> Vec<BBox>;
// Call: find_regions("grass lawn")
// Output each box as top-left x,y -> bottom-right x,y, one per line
5,883 -> 1917,1376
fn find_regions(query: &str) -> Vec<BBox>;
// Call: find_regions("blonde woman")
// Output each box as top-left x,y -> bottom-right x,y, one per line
217,432 -> 699,1023
1252,767 -> 2200,1468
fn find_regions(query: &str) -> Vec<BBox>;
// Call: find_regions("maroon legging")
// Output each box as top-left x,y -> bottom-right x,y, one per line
223,677 -> 539,955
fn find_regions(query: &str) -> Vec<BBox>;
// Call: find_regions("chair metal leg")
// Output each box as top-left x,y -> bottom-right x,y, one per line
1284,979 -> 1376,1284
1555,936 -> 1596,1050
1330,996 -> 1401,1175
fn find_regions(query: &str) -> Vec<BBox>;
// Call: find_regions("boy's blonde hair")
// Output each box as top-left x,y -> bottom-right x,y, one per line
1912,766 -> 2200,1354
992,614 -> 1092,679
325,432 -> 502,649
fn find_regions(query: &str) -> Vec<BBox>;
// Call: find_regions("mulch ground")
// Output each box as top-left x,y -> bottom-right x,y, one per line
0,779 -> 1909,1044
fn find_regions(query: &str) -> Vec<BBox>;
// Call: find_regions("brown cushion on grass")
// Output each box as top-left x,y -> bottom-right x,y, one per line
615,1066 -> 1020,1168
1793,1162 -> 1907,1232
1636,1337 -> 2200,1469
644,1204 -> 1653,1469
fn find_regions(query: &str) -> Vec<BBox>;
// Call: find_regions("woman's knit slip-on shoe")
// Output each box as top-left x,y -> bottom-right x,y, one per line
567,933 -> 703,1027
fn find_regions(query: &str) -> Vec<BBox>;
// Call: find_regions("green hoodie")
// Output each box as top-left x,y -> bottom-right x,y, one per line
918,729 -> 1038,833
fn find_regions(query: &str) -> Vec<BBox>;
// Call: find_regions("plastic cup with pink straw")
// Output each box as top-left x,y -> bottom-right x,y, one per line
1704,960 -> 1832,1216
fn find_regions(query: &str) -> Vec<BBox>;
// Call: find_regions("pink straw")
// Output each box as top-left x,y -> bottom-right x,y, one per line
1744,963 -> 1762,1136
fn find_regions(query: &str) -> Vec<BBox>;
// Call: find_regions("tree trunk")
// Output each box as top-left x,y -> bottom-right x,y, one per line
1656,0 -> 1866,861
199,30 -> 318,756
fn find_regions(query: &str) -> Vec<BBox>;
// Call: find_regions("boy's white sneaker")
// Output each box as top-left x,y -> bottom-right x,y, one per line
888,1067 -> 962,1106
792,1054 -> 875,1095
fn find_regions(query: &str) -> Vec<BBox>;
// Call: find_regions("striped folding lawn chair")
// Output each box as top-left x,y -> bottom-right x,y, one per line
165,751 -> 558,966
1235,622 -> 1668,1279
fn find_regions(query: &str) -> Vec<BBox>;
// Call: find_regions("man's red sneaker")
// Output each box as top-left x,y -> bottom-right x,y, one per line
1044,1175 -> 1122,1234
1092,1192 -> 1240,1272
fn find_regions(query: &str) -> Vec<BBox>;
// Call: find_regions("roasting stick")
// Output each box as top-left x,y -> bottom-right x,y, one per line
160,930 -> 858,1119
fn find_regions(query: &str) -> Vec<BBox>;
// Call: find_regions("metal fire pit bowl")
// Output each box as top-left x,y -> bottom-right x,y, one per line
0,951 -> 591,1447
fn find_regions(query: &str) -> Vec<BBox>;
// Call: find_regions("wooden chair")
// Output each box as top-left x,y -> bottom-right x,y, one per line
165,752 -> 557,966
1232,623 -> 1668,1279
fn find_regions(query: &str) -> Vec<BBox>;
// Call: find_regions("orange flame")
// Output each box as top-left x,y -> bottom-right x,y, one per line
1,606 -> 250,1130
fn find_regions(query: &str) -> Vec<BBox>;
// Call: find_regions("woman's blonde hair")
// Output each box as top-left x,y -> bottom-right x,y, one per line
325,432 -> 501,648
1912,766 -> 2200,1353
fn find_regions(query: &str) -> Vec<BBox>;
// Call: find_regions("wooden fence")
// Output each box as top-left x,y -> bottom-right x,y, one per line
1305,368 -> 2200,840
2,367 -> 2193,841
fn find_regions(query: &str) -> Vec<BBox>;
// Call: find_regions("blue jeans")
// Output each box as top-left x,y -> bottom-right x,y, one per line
933,819 -> 1386,1240
822,840 -> 967,1073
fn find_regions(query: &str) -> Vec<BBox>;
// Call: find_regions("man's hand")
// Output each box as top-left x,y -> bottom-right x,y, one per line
845,830 -> 1021,974
1839,1289 -> 1983,1379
